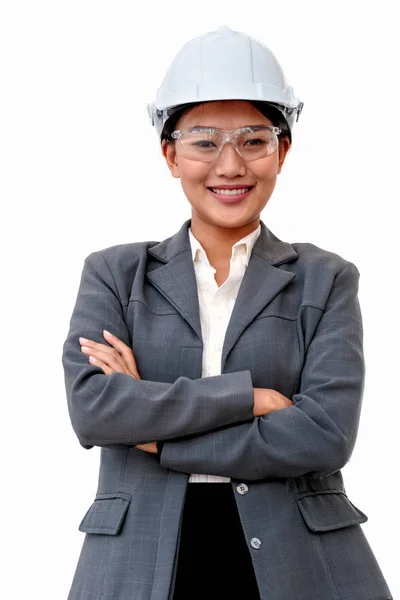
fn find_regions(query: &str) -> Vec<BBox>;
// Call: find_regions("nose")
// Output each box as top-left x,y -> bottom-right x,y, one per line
213,141 -> 246,178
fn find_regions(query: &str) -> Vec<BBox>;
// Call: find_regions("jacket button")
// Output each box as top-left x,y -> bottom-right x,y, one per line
236,483 -> 249,495
250,537 -> 262,549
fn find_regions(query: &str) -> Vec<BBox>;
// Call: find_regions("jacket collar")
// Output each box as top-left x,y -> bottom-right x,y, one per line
147,219 -> 298,371
188,222 -> 261,266
148,218 -> 298,267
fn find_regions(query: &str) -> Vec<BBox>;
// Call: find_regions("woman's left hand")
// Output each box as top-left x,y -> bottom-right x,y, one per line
79,330 -> 158,454
79,330 -> 141,378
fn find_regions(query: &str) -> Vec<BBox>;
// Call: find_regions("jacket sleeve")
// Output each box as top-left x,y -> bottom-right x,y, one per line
159,262 -> 365,480
62,251 -> 255,449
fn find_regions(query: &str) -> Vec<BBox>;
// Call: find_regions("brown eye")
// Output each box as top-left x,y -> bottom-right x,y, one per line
244,138 -> 266,146
192,140 -> 217,148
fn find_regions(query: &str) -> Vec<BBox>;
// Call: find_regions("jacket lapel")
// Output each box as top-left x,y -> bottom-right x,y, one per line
147,220 -> 203,340
147,219 -> 299,367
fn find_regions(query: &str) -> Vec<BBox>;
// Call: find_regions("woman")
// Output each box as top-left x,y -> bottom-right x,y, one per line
62,26 -> 393,600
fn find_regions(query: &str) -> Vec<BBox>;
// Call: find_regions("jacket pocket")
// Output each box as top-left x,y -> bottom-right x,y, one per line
296,491 -> 368,532
78,492 -> 132,535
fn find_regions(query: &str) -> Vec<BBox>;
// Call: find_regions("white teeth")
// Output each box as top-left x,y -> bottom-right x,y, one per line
211,187 -> 250,195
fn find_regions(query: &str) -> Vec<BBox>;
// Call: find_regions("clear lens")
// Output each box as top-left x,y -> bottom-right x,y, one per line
173,126 -> 280,162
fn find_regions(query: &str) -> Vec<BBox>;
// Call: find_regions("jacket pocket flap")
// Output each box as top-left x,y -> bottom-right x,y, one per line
78,492 -> 132,535
296,491 -> 368,532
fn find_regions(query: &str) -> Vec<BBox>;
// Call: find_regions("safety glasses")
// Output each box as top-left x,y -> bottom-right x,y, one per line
170,125 -> 282,162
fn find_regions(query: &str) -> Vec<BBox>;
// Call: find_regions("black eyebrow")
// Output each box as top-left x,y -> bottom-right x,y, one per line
188,124 -> 269,130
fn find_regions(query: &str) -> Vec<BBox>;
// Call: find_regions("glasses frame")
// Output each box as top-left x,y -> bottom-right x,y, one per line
170,125 -> 282,162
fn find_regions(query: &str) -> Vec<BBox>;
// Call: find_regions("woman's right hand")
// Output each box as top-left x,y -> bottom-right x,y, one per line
253,388 -> 293,416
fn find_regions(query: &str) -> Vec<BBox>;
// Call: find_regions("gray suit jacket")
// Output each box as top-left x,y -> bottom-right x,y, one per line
62,219 -> 392,600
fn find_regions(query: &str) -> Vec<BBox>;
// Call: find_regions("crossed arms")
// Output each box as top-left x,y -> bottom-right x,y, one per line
62,250 -> 365,480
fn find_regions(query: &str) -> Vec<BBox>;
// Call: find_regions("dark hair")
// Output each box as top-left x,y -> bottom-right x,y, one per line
160,100 -> 292,145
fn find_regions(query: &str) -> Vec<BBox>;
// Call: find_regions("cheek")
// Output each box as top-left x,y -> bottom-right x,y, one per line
179,161 -> 211,188
252,157 -> 279,184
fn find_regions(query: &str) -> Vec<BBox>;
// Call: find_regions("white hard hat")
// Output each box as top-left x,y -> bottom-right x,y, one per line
148,26 -> 304,138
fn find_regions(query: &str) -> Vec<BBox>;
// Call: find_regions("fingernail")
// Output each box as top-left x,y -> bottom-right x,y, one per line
79,337 -> 88,344
103,330 -> 111,336
89,355 -> 96,363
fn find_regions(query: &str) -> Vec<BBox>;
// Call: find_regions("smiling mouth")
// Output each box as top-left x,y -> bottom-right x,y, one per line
207,186 -> 254,196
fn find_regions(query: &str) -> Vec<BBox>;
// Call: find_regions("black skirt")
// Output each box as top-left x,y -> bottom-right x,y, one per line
172,483 -> 261,600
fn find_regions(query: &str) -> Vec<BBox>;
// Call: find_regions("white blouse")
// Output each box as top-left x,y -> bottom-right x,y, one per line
187,223 -> 261,482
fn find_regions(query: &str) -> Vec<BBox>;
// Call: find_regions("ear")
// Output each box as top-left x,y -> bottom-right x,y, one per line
161,139 -> 180,178
277,137 -> 291,174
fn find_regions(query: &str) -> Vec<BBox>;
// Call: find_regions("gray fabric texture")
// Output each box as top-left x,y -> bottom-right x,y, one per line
62,219 -> 393,600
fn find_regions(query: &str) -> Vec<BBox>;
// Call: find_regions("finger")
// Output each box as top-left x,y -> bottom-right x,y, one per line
80,333 -> 132,365
79,337 -> 98,347
79,337 -> 117,356
136,442 -> 157,454
88,355 -> 113,376
82,346 -> 126,372
81,344 -> 139,379
79,335 -> 141,379
79,335 -> 132,366
102,330 -> 131,353
81,345 -> 129,374
103,330 -> 141,379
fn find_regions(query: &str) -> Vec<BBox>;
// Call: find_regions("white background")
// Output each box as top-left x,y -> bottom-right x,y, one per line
1,0 -> 398,597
